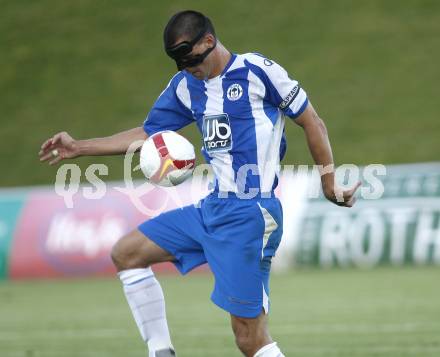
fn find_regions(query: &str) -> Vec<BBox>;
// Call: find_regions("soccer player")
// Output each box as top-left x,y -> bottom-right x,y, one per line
39,10 -> 360,357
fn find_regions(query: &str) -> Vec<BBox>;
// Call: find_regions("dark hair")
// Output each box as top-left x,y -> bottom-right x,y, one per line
163,10 -> 216,48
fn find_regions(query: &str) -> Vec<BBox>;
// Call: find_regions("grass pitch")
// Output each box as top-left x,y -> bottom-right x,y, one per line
0,266 -> 439,357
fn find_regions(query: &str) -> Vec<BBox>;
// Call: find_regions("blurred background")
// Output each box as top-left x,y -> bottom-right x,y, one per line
1,0 -> 439,356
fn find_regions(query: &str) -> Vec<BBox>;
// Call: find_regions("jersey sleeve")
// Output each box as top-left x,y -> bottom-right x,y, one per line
245,54 -> 308,119
143,73 -> 194,136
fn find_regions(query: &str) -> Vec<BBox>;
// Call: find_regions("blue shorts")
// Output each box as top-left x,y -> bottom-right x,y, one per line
138,193 -> 283,318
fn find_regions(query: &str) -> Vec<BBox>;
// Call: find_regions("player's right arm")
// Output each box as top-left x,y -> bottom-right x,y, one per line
39,73 -> 194,166
39,127 -> 148,165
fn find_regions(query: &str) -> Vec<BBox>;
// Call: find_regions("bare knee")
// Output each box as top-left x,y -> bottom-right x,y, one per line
232,313 -> 272,357
111,236 -> 146,271
111,229 -> 174,271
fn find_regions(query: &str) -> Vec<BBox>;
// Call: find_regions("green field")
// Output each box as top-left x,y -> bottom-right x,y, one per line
1,266 -> 439,357
1,0 -> 440,187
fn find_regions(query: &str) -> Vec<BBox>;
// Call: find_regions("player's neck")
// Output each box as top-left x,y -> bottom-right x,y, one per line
208,43 -> 232,79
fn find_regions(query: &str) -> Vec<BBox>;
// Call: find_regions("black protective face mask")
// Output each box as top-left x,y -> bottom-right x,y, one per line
173,42 -> 216,70
165,16 -> 216,70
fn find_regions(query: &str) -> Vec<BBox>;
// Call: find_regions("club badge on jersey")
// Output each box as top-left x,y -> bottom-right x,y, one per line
202,113 -> 232,154
226,83 -> 243,101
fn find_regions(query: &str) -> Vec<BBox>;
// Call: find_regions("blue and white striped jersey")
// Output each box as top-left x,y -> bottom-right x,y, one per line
143,53 -> 308,195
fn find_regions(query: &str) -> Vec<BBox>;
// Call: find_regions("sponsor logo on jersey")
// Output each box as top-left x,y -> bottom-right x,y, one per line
227,83 -> 243,101
202,114 -> 232,153
279,85 -> 300,110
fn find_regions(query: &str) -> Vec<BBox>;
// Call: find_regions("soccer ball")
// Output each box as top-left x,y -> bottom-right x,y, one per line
139,131 -> 196,187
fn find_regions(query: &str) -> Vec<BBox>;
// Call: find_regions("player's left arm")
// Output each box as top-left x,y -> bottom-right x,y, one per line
294,102 -> 361,207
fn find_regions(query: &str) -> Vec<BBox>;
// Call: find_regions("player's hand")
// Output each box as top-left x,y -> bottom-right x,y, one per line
39,131 -> 80,165
323,181 -> 361,207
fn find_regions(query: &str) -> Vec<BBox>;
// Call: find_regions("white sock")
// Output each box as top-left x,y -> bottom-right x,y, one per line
118,268 -> 174,357
254,342 -> 285,357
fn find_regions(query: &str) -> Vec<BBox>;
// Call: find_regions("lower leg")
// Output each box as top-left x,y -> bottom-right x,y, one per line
253,342 -> 285,357
112,230 -> 176,357
231,312 -> 285,357
118,268 -> 175,356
